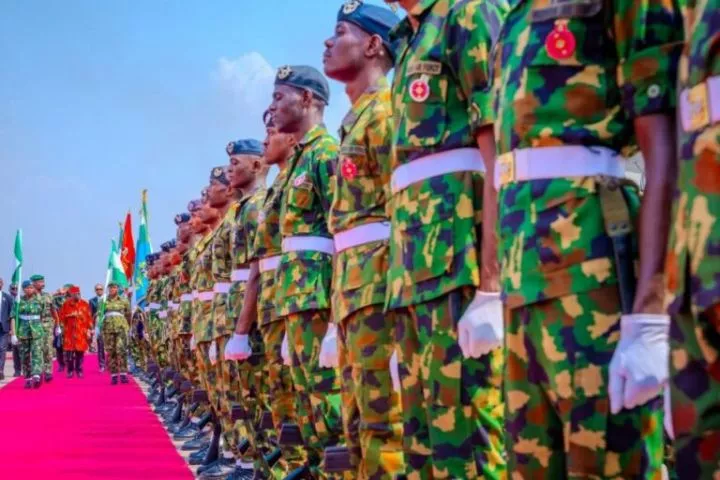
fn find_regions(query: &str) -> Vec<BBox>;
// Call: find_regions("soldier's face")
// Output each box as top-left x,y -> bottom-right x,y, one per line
33,280 -> 45,291
207,180 -> 229,207
24,285 -> 35,297
199,203 -> 219,224
268,85 -> 305,134
190,212 -> 206,233
323,21 -> 371,81
109,285 -> 118,296
177,223 -> 192,243
10,286 -> 17,296
228,154 -> 257,188
263,127 -> 294,165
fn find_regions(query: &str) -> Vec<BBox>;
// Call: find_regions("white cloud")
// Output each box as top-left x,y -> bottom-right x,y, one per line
213,52 -> 275,121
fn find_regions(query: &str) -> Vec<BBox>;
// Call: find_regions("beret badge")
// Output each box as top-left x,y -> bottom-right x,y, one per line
226,142 -> 234,155
213,167 -> 224,178
343,0 -> 361,14
277,65 -> 292,80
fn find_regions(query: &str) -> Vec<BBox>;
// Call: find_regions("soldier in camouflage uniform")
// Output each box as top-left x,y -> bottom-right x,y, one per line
666,1 -> 720,476
103,281 -> 131,385
227,114 -> 303,477
129,306 -> 147,371
494,0 -> 683,477
383,1 -> 507,478
322,3 -> 403,479
31,274 -> 56,381
13,280 -> 49,389
266,65 -> 345,478
176,210 -> 199,393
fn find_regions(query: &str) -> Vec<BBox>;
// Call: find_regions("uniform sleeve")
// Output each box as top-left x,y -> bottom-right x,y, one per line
446,0 -> 506,133
365,106 -> 395,218
612,0 -> 684,118
312,141 -> 339,214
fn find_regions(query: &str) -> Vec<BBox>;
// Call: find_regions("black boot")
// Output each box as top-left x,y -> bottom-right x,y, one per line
44,372 -> 53,382
182,432 -> 210,451
175,410 -> 212,440
120,374 -> 129,384
33,375 -> 41,388
111,375 -> 118,385
196,423 -> 221,473
24,379 -> 32,389
188,443 -> 211,463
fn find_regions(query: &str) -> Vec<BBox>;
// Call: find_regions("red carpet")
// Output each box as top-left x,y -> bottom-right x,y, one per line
0,355 -> 193,479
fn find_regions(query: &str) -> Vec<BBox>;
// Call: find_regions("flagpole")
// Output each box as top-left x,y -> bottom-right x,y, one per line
12,229 -> 22,334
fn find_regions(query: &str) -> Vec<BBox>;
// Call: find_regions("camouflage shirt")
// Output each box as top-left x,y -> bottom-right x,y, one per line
103,295 -> 131,333
191,231 -> 217,342
330,77 -> 393,322
386,0 -> 505,309
666,0 -> 720,315
14,296 -> 49,322
212,204 -> 238,338
178,254 -> 193,335
494,0 -> 683,308
275,124 -> 338,317
37,291 -> 55,325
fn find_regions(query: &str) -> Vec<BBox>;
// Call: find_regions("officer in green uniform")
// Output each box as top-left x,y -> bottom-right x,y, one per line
322,3 -> 403,478
13,280 -> 49,389
228,113 -> 302,477
102,281 -> 131,385
30,274 -> 56,381
493,0 -> 683,477
265,64 -> 344,478
383,1 -> 508,478
666,0 -> 720,476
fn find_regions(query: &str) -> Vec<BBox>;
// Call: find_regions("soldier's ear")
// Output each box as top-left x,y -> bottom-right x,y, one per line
366,34 -> 383,58
300,89 -> 314,109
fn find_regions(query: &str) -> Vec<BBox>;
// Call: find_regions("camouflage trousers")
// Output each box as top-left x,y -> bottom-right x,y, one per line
18,321 -> 44,378
196,341 -> 222,417
338,305 -> 404,480
260,319 -> 303,475
213,335 -> 239,453
42,322 -> 54,374
130,337 -> 150,370
286,310 -> 344,474
104,330 -> 129,375
506,285 -> 664,478
394,287 -> 505,480
669,302 -> 720,478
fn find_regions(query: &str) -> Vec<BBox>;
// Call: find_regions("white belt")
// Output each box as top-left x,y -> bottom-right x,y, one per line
494,146 -> 625,189
19,314 -> 40,321
680,76 -> 720,132
196,291 -> 214,302
149,302 -> 161,310
231,269 -> 251,282
259,255 -> 281,273
192,290 -> 199,300
181,293 -> 194,302
391,148 -> 485,194
169,303 -> 180,311
105,312 -> 124,318
214,282 -> 231,294
334,221 -> 390,253
282,236 -> 334,255
158,311 -> 168,319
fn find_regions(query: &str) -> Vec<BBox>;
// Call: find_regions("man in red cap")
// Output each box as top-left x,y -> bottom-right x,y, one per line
58,286 -> 93,378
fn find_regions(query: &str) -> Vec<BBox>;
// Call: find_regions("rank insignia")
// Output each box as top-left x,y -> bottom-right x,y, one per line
226,142 -> 234,155
175,214 -> 183,224
213,167 -> 224,178
343,0 -> 361,14
409,75 -> 430,103
340,157 -> 358,180
277,65 -> 292,80
545,21 -> 575,61
293,172 -> 308,187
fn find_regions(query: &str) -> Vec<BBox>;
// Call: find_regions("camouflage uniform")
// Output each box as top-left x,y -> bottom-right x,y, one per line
102,295 -> 131,374
168,265 -> 183,373
329,76 -> 403,479
177,254 -> 196,386
386,2 -> 506,478
225,187 -> 267,462
37,291 -> 55,375
277,123 -> 344,472
253,166 -> 302,474
129,308 -> 148,370
16,296 -> 49,378
666,0 -> 720,476
494,0 -> 683,477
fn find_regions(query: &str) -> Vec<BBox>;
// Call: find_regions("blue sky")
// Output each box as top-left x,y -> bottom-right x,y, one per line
0,0 -> 391,295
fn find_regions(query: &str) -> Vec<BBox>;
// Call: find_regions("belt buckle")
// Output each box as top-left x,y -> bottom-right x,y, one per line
497,152 -> 515,186
683,82 -> 710,132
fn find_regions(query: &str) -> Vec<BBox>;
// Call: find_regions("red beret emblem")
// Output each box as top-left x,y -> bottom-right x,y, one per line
340,157 -> 358,180
545,22 -> 576,61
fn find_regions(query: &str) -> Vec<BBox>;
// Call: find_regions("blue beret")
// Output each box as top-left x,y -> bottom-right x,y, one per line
275,65 -> 330,105
210,166 -> 230,185
337,1 -> 400,58
226,139 -> 263,157
188,199 -> 203,213
146,253 -> 157,266
22,280 -> 33,289
161,241 -> 173,253
30,274 -> 44,282
174,212 -> 191,225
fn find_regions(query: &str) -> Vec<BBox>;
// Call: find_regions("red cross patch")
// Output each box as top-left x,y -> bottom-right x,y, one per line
340,157 -> 358,181
545,23 -> 576,60
409,77 -> 430,103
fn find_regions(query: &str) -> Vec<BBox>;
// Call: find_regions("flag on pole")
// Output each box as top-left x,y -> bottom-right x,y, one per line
133,190 -> 153,306
120,212 -> 136,280
109,240 -> 129,288
11,229 -> 22,332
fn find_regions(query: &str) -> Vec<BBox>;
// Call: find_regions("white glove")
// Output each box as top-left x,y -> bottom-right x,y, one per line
281,332 -> 291,366
55,326 -> 62,336
209,340 -> 217,365
389,350 -> 401,394
609,314 -> 670,414
458,291 -> 504,359
224,333 -> 251,361
664,384 -> 674,440
318,324 -> 339,369
10,335 -> 18,346
190,335 -> 197,351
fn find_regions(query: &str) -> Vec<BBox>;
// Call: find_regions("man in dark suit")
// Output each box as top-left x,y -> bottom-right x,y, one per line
89,284 -> 105,371
0,277 -> 15,380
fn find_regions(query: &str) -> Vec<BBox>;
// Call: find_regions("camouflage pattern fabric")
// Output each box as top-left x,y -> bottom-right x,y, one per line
394,287 -> 505,480
16,297 -> 49,378
506,285 -> 664,478
192,232 -> 217,343
338,305 -> 403,479
103,295 -> 130,375
195,341 -> 220,411
38,291 -> 55,375
666,1 -> 720,476
212,204 -> 237,339
275,124 -> 338,318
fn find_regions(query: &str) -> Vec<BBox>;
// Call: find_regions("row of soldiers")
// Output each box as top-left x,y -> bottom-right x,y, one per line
129,0 -> 719,479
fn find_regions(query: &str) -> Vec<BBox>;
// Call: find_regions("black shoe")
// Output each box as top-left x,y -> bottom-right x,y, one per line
77,371 -> 84,379
199,458 -> 236,479
0,373 -> 5,381
174,424 -> 201,440
44,373 -> 53,382
111,376 -> 118,385
283,465 -> 311,480
33,376 -> 41,388
196,424 -> 221,471
58,365 -> 64,373
188,444 -> 211,463
226,466 -> 255,480
24,379 -> 32,389
169,416 -> 191,434
181,433 -> 210,451
14,371 -> 22,377
67,372 -> 74,379
120,374 -> 129,384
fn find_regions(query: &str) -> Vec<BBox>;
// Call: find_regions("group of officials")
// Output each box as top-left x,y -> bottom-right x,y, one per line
33,0 -> 720,479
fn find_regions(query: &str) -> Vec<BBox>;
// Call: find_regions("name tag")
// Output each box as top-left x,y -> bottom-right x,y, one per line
407,61 -> 442,76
